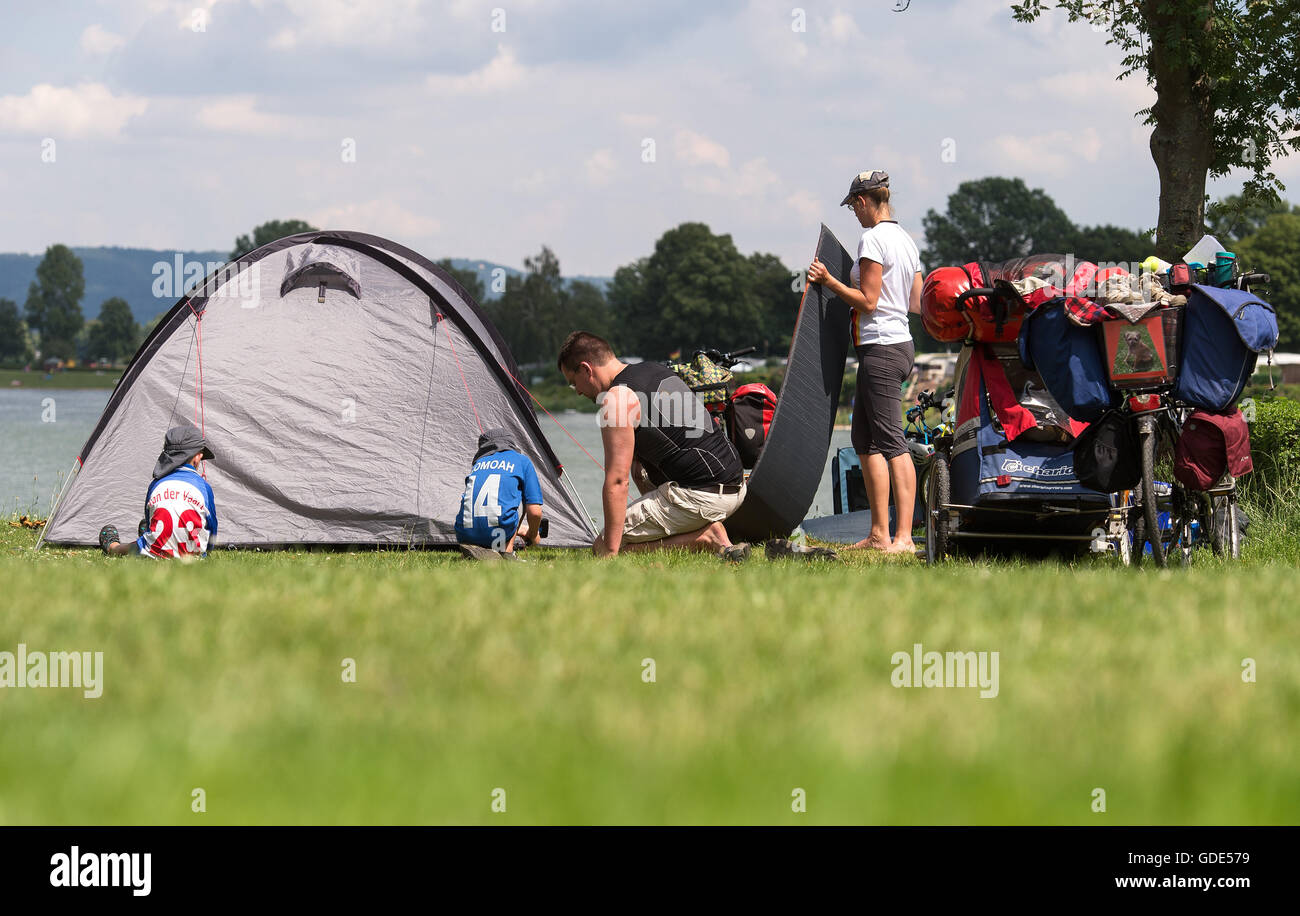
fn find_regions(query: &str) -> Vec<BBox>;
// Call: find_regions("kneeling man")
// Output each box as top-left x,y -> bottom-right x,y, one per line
557,331 -> 749,561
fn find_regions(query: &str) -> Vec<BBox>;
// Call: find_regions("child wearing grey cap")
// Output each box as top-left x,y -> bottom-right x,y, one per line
100,424 -> 218,558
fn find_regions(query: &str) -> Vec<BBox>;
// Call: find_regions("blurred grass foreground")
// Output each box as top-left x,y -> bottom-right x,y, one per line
2,521 -> 1297,825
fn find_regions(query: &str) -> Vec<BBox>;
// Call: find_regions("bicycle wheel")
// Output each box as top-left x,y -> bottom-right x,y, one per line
1209,492 -> 1241,560
1138,415 -> 1167,567
924,451 -> 950,565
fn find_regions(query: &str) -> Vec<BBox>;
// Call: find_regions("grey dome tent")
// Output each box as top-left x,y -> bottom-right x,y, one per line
40,231 -> 598,549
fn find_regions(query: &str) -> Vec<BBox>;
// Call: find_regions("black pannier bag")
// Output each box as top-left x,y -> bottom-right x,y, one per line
1072,409 -> 1141,492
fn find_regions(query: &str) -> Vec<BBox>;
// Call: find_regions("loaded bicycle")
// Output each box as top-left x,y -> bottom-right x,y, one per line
1119,270 -> 1271,567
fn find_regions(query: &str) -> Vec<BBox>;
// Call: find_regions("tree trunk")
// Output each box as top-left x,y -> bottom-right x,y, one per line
1145,0 -> 1216,259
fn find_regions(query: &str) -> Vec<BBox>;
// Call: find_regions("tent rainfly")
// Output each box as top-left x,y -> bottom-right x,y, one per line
40,231 -> 598,549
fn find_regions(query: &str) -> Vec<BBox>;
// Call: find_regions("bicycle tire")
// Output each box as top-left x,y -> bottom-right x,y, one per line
1210,493 -> 1241,560
925,451 -> 951,565
1139,417 -> 1167,567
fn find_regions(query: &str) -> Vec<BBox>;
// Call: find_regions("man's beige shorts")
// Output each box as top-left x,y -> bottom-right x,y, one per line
621,481 -> 747,543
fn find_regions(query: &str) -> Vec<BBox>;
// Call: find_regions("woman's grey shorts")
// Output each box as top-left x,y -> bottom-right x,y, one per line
851,340 -> 915,460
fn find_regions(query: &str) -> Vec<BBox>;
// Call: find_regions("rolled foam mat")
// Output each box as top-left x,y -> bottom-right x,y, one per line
726,225 -> 853,542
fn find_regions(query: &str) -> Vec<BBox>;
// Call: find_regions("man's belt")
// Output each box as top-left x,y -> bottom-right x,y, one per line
687,482 -> 744,495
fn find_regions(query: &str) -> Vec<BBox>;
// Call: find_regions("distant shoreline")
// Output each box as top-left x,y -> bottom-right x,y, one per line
1,370 -> 121,391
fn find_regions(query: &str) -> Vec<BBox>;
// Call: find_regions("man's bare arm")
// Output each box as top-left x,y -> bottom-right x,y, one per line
596,386 -> 638,556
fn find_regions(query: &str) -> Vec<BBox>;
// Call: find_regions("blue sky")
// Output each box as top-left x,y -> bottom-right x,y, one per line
0,0 -> 1292,274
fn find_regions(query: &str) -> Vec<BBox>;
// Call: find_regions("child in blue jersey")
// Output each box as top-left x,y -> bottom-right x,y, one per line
99,425 -> 218,559
455,428 -> 543,558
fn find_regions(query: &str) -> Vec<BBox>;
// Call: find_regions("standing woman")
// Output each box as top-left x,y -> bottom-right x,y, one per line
808,170 -> 923,553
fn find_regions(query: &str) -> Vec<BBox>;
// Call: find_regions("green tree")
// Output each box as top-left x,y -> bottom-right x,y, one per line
1012,1 -> 1300,257
24,244 -> 85,359
486,247 -> 613,366
564,279 -> 614,344
920,177 -> 1076,266
230,219 -> 318,260
1234,212 -> 1300,350
609,223 -> 763,359
434,258 -> 487,304
606,258 -> 649,353
748,252 -> 800,356
1070,224 -> 1155,264
0,298 -> 30,363
85,297 -> 140,363
1206,193 -> 1300,248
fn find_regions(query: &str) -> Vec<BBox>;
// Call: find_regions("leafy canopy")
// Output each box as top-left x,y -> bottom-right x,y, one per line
231,219 -> 318,260
1011,1 -> 1300,205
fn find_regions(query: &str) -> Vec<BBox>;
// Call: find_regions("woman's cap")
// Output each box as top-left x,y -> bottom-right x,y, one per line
840,169 -> 890,206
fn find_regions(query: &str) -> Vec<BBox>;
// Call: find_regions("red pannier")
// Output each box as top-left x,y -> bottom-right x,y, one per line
726,382 -> 777,469
1174,408 -> 1254,490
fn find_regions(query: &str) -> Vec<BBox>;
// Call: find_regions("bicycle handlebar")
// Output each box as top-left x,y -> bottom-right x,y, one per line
693,345 -> 757,367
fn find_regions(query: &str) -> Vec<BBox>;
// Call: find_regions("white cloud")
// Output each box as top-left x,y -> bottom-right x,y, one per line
619,113 -> 659,130
307,199 -> 440,238
585,148 -> 616,187
269,28 -> 298,50
0,83 -> 148,138
786,190 -> 823,222
80,24 -> 125,56
989,126 -> 1103,177
512,169 -> 550,193
194,96 -> 289,135
674,128 -> 730,169
426,44 -> 527,95
827,10 -> 863,44
684,157 -> 780,199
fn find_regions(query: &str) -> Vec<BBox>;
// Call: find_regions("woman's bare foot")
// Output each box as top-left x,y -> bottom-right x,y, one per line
850,533 -> 893,551
885,537 -> 917,556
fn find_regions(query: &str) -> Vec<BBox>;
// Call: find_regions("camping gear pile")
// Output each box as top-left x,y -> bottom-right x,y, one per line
917,235 -> 1279,564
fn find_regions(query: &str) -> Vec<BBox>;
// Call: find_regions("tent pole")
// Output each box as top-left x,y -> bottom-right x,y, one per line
560,472 -> 598,535
35,457 -> 81,551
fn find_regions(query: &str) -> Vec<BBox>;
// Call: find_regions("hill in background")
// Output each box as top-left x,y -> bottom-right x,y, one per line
0,248 -> 609,324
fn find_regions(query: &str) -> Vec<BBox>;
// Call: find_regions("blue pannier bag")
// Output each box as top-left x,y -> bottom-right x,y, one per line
1018,298 -> 1116,422
1174,285 -> 1278,411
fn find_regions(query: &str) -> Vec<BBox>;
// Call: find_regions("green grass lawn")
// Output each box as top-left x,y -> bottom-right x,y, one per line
1,368 -> 122,389
2,520 -> 1297,825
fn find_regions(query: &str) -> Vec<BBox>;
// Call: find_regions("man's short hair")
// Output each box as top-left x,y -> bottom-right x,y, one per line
557,331 -> 615,371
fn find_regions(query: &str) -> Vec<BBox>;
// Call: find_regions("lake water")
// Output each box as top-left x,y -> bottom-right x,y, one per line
0,389 -> 851,522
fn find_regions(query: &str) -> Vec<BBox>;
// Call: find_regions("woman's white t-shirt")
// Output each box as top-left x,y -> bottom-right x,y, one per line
849,221 -> 922,347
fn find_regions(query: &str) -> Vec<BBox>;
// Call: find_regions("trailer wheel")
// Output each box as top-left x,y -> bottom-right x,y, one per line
925,451 -> 951,565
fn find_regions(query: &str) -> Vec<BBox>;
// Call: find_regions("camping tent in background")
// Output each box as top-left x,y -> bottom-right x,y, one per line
725,224 -> 853,542
40,231 -> 598,548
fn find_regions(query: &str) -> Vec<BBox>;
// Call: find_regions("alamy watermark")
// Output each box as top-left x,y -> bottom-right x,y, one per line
596,388 -> 712,439
50,846 -> 150,896
891,643 -> 999,698
151,255 -> 261,305
0,644 -> 104,698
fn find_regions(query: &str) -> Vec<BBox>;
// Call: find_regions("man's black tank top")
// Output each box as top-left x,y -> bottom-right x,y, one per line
610,362 -> 743,488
